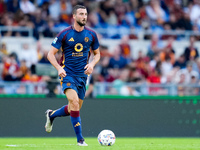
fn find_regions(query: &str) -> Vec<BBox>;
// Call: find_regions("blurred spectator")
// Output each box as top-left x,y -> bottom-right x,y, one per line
20,0 -> 36,15
106,68 -> 120,82
0,43 -> 9,55
21,68 -> 41,82
98,1 -> 117,25
19,59 -> 29,76
128,67 -> 144,84
147,34 -> 164,60
176,11 -> 192,31
189,0 -> 200,27
185,74 -> 199,95
136,50 -> 150,78
147,64 -> 161,84
39,50 -> 50,64
42,19 -> 55,37
176,72 -> 187,96
147,67 -> 163,95
149,53 -> 160,69
164,13 -> 177,30
0,0 -> 6,16
87,10 -> 100,28
6,0 -> 19,13
99,45 -> 111,80
160,37 -> 175,65
174,61 -> 199,84
169,0 -> 183,23
48,0 -> 61,21
119,35 -> 131,59
112,68 -> 140,96
2,53 -> 23,81
108,46 -> 128,69
18,43 -> 38,73
40,2 -> 50,21
195,58 -> 200,75
60,0 -> 72,23
183,36 -> 199,62
114,0 -> 127,25
123,3 -> 135,27
145,0 -> 167,25
32,8 -> 46,40
173,54 -> 187,69
161,57 -> 173,77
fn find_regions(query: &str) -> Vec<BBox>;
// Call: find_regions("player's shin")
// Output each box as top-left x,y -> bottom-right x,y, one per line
70,110 -> 84,142
50,105 -> 70,121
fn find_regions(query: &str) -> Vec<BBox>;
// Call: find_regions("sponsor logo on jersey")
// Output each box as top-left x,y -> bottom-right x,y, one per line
72,52 -> 83,57
69,37 -> 74,42
84,37 -> 89,42
74,43 -> 83,52
74,122 -> 80,127
53,37 -> 58,44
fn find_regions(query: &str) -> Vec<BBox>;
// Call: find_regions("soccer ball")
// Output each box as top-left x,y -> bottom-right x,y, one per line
98,130 -> 116,146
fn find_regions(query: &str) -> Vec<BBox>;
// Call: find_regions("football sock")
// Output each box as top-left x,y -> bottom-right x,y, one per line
49,105 -> 70,121
70,111 -> 83,142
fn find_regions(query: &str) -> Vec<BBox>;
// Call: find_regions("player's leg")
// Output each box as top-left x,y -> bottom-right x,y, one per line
45,77 -> 72,132
45,96 -> 83,133
45,104 -> 70,132
45,90 -> 84,133
68,98 -> 84,112
65,89 -> 87,146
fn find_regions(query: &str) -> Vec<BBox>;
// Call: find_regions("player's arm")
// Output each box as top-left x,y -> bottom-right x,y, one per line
84,48 -> 100,75
47,46 -> 66,78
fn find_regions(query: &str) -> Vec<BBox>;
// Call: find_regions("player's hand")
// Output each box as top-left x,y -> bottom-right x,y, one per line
58,67 -> 67,78
84,63 -> 94,75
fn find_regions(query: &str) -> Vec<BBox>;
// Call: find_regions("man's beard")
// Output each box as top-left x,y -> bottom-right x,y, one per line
77,20 -> 86,26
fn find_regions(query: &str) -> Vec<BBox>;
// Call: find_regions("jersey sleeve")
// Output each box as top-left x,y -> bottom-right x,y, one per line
91,32 -> 99,51
51,32 -> 65,49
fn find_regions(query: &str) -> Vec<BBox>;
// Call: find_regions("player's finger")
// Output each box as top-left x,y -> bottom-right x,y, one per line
84,64 -> 89,69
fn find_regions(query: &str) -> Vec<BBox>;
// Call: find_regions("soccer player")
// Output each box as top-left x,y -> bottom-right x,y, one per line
45,5 -> 100,146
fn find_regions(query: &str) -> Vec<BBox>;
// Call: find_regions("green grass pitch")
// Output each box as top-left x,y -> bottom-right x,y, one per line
0,137 -> 200,150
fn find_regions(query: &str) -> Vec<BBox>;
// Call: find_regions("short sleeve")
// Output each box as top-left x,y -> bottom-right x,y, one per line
91,32 -> 99,51
51,33 -> 64,49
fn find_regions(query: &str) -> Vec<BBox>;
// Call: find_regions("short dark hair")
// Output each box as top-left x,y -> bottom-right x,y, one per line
72,5 -> 86,15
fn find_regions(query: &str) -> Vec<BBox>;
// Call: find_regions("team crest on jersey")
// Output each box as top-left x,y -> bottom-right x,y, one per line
84,37 -> 89,42
74,43 -> 83,52
67,83 -> 71,86
53,37 -> 58,44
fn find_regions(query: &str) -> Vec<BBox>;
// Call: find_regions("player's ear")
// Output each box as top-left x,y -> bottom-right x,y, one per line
73,14 -> 76,19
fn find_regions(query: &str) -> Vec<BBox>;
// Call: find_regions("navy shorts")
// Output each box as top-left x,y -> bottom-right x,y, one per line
60,75 -> 87,100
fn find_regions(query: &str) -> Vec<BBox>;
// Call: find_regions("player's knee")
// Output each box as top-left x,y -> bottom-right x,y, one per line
70,99 -> 79,111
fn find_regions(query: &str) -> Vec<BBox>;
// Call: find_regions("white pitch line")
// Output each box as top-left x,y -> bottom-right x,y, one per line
6,145 -> 18,147
5,144 -> 75,147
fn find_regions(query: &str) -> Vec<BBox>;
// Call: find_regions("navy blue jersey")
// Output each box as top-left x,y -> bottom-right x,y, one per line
51,26 -> 99,77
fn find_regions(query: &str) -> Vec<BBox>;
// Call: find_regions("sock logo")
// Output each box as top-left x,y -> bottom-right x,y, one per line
74,122 -> 80,127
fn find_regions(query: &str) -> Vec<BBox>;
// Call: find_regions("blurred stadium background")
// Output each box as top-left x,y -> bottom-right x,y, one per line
1,0 -> 200,139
